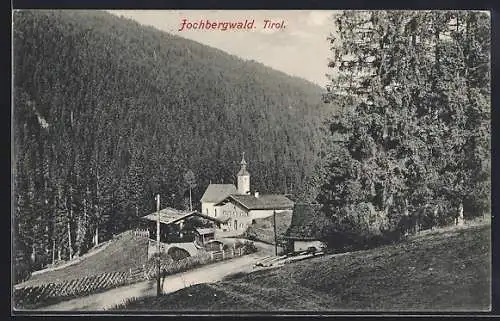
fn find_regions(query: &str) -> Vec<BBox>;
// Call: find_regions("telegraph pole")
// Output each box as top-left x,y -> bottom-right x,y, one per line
155,194 -> 161,297
273,210 -> 278,256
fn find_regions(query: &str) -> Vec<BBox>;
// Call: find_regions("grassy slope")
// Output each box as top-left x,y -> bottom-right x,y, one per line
114,223 -> 491,312
18,232 -> 149,288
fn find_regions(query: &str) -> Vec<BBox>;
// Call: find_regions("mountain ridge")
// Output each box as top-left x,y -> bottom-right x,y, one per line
13,9 -> 332,272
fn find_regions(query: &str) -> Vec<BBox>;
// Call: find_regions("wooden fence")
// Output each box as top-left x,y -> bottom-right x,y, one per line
133,228 -> 150,238
144,247 -> 245,280
14,270 -> 137,308
15,242 -> 251,308
210,247 -> 243,261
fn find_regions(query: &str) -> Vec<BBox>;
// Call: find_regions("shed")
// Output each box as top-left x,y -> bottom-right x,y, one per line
194,227 -> 215,245
283,203 -> 328,253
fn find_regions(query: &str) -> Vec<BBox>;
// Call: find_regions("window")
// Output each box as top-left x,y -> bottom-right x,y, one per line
206,208 -> 208,215
214,209 -> 217,217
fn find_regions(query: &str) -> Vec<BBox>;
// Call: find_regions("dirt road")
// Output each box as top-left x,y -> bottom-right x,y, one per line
33,241 -> 277,311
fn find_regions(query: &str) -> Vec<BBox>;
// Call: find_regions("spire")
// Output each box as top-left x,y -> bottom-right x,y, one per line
240,152 -> 247,167
237,152 -> 249,176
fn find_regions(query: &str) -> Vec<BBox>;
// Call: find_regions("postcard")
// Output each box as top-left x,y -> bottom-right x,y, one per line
11,9 -> 492,314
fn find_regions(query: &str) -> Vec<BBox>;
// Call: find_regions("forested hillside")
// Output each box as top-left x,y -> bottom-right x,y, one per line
12,10 -> 330,276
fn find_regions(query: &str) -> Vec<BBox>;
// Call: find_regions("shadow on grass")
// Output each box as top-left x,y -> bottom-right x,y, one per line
221,271 -> 249,281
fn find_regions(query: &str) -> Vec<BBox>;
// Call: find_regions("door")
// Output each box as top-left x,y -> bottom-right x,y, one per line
234,220 -> 238,230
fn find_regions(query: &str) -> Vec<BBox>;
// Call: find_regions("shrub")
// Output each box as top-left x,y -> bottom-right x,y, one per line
145,252 -> 213,279
241,241 -> 258,254
321,203 -> 402,253
148,252 -> 174,264
13,245 -> 32,285
14,260 -> 31,284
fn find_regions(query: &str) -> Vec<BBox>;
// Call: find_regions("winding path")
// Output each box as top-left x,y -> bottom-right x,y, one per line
31,241 -> 278,311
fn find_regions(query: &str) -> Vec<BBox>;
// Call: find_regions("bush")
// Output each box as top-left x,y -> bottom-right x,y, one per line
241,241 -> 258,254
148,252 -> 174,264
13,245 -> 32,284
14,260 -> 32,284
145,252 -> 213,279
321,203 -> 402,253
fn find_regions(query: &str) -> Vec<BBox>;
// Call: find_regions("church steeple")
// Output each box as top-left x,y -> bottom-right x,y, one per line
237,152 -> 250,194
238,152 -> 248,175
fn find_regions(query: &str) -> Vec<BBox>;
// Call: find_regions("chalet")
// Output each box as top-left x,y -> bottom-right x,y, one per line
140,207 -> 225,258
283,203 -> 327,253
200,153 -> 294,233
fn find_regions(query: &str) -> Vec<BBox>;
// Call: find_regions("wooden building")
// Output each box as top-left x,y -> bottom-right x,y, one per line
283,203 -> 327,253
141,207 -> 224,243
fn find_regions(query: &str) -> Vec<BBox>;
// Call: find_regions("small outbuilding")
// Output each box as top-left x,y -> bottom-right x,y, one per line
194,227 -> 215,246
283,203 -> 327,253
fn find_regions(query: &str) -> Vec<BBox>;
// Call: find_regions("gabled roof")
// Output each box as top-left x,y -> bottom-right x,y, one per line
201,184 -> 237,203
195,227 -> 215,235
216,194 -> 294,211
284,203 -> 328,240
141,207 -> 224,225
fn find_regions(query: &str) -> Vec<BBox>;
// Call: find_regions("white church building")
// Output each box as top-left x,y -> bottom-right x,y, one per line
200,154 -> 294,232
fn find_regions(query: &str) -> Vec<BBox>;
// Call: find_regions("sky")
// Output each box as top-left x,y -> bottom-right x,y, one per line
107,10 -> 338,87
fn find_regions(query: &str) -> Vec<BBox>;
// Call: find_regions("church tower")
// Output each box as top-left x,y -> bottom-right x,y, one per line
237,152 -> 250,195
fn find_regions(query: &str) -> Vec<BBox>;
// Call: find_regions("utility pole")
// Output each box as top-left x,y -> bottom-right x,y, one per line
273,210 -> 278,256
189,188 -> 192,211
155,194 -> 161,297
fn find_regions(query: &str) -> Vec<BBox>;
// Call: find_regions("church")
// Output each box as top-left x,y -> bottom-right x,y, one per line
200,154 -> 294,233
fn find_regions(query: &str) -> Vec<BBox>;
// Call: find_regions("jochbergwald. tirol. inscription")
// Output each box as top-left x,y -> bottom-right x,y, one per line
12,10 -> 491,313
178,19 -> 286,31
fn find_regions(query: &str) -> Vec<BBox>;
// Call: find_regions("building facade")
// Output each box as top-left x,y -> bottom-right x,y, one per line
200,154 -> 294,233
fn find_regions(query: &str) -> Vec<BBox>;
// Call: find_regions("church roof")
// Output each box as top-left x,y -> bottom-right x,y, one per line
284,203 -> 328,240
216,194 -> 294,210
201,184 -> 237,203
